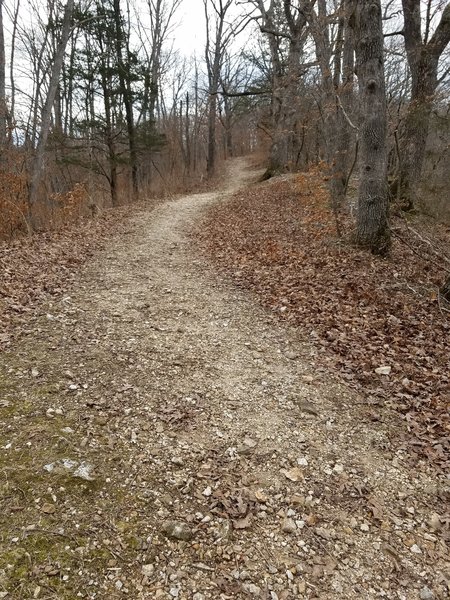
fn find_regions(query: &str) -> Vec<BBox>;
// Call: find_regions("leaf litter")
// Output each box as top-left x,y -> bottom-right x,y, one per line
0,159 -> 448,599
196,170 -> 450,472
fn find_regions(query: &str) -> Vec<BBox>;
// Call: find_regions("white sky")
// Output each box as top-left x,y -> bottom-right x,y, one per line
174,0 -> 208,52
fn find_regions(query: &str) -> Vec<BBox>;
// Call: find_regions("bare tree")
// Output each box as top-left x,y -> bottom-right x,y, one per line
204,0 -> 234,177
28,0 -> 74,223
355,0 -> 390,254
398,0 -> 450,209
0,0 -> 6,149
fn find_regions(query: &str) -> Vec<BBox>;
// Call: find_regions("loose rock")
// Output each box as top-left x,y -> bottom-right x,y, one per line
162,521 -> 193,542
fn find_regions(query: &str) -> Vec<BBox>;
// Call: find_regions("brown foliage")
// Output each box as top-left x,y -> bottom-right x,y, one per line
196,172 -> 450,470
0,165 -> 29,239
0,205 -> 138,348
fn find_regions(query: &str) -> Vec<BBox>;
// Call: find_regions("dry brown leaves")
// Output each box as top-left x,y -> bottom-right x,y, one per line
0,207 -> 139,349
196,172 -> 450,470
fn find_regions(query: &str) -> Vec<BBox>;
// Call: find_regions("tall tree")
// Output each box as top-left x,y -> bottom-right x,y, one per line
113,0 -> 139,199
399,1 -> 450,209
0,0 -> 6,150
252,0 -> 308,177
354,0 -> 390,254
204,0 -> 234,177
28,0 -> 75,222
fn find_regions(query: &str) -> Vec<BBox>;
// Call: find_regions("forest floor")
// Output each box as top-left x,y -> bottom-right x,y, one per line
0,158 -> 448,600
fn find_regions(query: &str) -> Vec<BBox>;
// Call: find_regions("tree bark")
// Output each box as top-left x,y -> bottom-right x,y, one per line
399,1 -> 450,209
355,0 -> 390,254
113,0 -> 139,200
0,0 -> 7,150
204,0 -> 233,178
28,0 -> 74,223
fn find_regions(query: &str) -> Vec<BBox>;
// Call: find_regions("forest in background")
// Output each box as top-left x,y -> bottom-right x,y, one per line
0,0 -> 448,255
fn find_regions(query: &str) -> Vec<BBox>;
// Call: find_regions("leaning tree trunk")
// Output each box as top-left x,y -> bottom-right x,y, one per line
354,0 -> 390,254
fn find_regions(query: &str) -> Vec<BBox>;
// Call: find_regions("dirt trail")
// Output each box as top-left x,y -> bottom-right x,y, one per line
0,159 -> 447,600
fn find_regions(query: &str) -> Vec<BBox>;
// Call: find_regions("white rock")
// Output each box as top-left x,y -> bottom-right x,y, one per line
141,564 -> 154,577
375,366 -> 392,376
202,486 -> 212,497
242,583 -> 261,596
410,544 -> 422,554
420,587 -> 434,600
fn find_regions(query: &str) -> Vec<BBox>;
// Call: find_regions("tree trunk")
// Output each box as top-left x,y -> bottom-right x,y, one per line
204,0 -> 232,178
399,1 -> 450,209
113,0 -> 138,200
99,47 -> 119,207
355,0 -> 390,254
28,0 -> 74,224
0,0 -> 7,150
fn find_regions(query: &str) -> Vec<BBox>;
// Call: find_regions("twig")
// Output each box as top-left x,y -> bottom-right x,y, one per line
336,94 -> 359,131
399,214 -> 450,266
437,289 -> 450,317
391,229 -> 450,275
2,197 -> 32,237
21,528 -> 74,541
393,129 -> 402,202
344,139 -> 359,198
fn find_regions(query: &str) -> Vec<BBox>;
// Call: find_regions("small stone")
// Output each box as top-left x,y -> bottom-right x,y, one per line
285,351 -> 298,360
255,490 -> 269,503
375,366 -> 391,376
171,457 -> 184,466
333,463 -> 344,474
360,523 -> 370,532
429,513 -> 441,531
297,457 -> 308,467
420,587 -> 434,600
202,486 -> 212,497
290,494 -> 306,506
281,518 -> 297,534
41,503 -> 56,514
141,564 -> 154,577
283,467 -> 303,482
31,368 -> 39,378
242,583 -> 261,596
410,544 -> 422,554
115,580 -> 123,590
316,527 -> 332,540
193,594 -> 205,600
162,521 -> 193,542
169,588 -> 179,598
